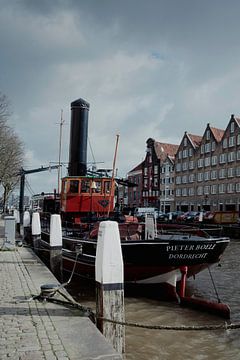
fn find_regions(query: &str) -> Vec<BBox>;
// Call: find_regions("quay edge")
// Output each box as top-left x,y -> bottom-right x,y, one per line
0,218 -> 122,360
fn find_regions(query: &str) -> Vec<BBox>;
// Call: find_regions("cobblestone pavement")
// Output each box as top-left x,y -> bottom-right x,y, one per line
0,220 -> 122,360
0,244 -> 70,360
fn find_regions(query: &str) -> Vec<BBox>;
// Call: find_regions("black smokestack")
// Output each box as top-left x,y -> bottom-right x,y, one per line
68,98 -> 90,176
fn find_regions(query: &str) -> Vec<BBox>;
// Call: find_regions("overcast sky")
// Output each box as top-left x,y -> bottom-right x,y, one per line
1,0 -> 240,196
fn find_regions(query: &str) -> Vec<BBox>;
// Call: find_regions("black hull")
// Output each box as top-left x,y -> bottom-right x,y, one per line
40,231 -> 229,284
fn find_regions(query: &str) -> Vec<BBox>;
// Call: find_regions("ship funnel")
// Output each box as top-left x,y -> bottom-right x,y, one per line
68,98 -> 90,176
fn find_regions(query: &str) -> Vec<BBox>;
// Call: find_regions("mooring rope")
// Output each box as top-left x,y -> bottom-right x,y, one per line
29,292 -> 240,332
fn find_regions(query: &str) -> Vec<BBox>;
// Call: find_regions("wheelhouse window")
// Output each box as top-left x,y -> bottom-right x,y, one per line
80,179 -> 90,193
69,180 -> 79,193
104,181 -> 111,193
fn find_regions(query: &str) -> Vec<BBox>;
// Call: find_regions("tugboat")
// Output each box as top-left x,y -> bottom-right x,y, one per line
39,98 -> 230,317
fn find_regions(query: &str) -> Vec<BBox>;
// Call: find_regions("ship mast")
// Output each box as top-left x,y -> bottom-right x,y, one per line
107,134 -> 120,217
57,109 -> 64,194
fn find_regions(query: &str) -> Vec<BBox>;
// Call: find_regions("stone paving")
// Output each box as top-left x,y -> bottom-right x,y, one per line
0,219 -> 122,360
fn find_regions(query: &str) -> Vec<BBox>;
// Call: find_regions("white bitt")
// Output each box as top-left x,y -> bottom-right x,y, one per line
50,214 -> 62,247
23,211 -> 30,227
32,212 -> 41,236
95,221 -> 123,284
145,213 -> 156,240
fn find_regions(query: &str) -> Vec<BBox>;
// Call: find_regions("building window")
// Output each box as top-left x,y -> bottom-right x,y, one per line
204,157 -> 211,167
144,167 -> 148,175
189,160 -> 194,169
237,134 -> 240,145
211,170 -> 217,179
206,130 -> 210,140
182,162 -> 188,171
198,158 -> 204,168
219,153 -> 226,164
229,136 -> 235,147
237,150 -> 240,160
189,187 -> 194,196
176,188 -> 181,197
211,141 -> 216,151
219,169 -> 226,179
236,167 -> 240,176
223,138 -> 228,148
200,144 -> 204,154
204,171 -> 210,181
176,176 -> 181,184
178,151 -> 182,159
230,121 -> 235,133
197,186 -> 203,195
227,168 -> 234,178
154,165 -> 158,174
227,183 -> 235,193
176,163 -> 181,172
189,174 -> 195,182
183,137 -> 187,146
211,156 -> 217,165
211,185 -> 217,194
219,184 -> 225,193
204,186 -> 210,195
182,188 -> 187,196
189,148 -> 193,157
205,143 -> 211,153
182,175 -> 188,183
197,172 -> 203,182
236,183 -> 240,192
183,149 -> 188,158
228,152 -> 235,162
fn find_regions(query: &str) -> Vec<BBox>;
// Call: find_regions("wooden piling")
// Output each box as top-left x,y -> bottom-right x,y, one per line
49,214 -> 62,281
95,221 -> 125,355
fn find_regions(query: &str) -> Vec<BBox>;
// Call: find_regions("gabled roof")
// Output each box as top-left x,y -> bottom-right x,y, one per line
209,126 -> 224,143
187,133 -> 202,148
235,117 -> 240,126
154,142 -> 179,161
128,161 -> 143,174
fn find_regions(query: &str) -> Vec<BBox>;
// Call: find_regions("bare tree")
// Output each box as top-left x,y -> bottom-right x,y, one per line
0,92 -> 24,211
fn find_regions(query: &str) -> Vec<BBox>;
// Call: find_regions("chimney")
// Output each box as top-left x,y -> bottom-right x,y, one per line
68,98 -> 90,176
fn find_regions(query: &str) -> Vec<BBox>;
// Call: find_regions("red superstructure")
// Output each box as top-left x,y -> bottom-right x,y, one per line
60,176 -> 114,223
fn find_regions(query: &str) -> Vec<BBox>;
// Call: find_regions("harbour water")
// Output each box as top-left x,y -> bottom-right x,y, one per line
68,239 -> 240,360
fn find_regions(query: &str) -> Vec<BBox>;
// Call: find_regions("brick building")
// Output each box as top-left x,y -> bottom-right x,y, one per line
142,138 -> 178,210
175,115 -> 240,212
127,162 -> 143,208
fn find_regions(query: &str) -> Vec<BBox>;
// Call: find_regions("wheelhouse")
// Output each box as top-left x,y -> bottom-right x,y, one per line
60,176 -> 114,223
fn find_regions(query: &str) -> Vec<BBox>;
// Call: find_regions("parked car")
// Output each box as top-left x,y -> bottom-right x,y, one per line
184,211 -> 199,222
156,212 -> 168,222
166,211 -> 184,221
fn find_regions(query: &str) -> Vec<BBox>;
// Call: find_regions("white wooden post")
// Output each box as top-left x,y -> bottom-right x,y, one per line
95,221 -> 125,355
13,209 -> 20,235
22,210 -> 30,243
4,216 -> 16,249
49,214 -> 62,280
32,212 -> 41,253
